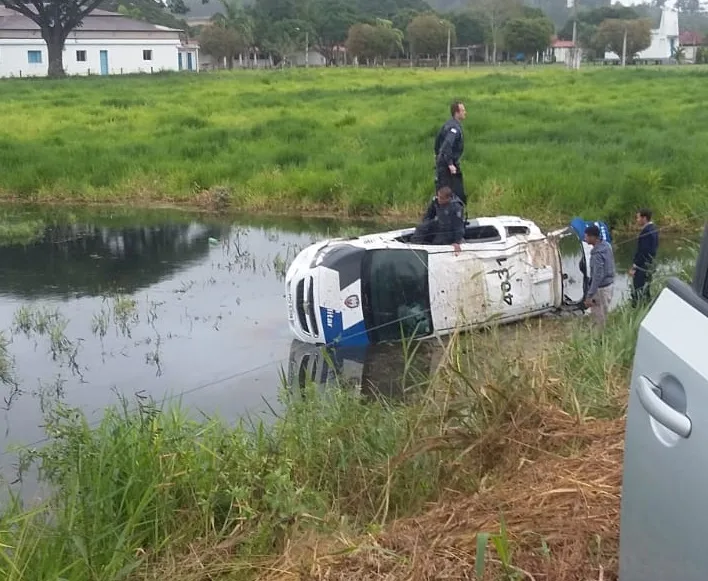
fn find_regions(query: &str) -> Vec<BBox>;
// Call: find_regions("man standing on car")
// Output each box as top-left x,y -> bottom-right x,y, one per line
434,101 -> 467,206
629,208 -> 659,308
584,224 -> 615,329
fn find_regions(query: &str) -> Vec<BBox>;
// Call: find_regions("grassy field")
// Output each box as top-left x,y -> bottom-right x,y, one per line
1,66 -> 708,230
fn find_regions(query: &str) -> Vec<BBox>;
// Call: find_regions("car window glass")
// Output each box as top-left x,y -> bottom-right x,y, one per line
364,249 -> 432,342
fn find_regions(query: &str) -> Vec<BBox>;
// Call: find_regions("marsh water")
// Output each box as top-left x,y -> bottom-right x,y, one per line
0,205 -> 698,498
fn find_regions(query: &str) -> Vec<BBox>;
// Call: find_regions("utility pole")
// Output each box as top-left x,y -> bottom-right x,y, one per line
570,0 -> 579,69
621,25 -> 627,67
305,31 -> 309,68
446,26 -> 451,67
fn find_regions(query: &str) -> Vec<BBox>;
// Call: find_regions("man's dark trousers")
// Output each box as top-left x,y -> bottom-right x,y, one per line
631,269 -> 652,308
435,165 -> 466,206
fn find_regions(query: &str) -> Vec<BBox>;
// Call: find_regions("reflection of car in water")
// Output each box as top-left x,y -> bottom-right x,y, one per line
285,215 -> 598,347
287,339 -> 444,399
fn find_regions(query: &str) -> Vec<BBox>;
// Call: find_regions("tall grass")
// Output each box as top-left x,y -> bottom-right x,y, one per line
0,295 -> 663,580
1,67 -> 708,228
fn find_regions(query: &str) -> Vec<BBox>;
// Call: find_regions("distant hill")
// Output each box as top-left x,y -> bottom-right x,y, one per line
98,0 -> 190,29
426,0 -> 611,29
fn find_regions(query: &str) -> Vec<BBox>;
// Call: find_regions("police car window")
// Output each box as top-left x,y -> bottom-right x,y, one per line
363,249 -> 433,342
464,226 -> 501,242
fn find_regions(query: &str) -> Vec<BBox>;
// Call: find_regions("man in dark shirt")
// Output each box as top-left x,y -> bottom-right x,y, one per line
411,186 -> 465,255
629,208 -> 659,308
434,101 -> 467,206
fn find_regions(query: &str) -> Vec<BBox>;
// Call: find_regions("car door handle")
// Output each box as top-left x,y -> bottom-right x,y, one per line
637,375 -> 692,438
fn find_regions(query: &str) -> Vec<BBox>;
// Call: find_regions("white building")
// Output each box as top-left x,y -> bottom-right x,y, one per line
604,6 -> 679,63
0,7 -> 199,78
546,39 -> 586,66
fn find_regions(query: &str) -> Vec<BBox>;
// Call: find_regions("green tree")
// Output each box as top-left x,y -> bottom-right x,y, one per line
117,4 -> 143,19
0,0 -> 107,77
251,0 -> 305,23
469,0 -> 523,63
374,17 -> 405,56
594,18 -> 652,62
558,5 -> 642,59
259,18 -> 314,64
345,20 -> 403,63
392,7 -> 421,31
560,4 -> 640,34
406,13 -> 456,57
392,7 -> 420,54
504,16 -> 553,59
199,21 -> 243,67
211,0 -> 255,52
308,0 -> 359,62
450,10 -> 486,46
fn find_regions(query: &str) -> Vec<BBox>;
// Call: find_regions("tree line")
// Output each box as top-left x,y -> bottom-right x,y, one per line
198,0 -> 558,66
0,0 -> 706,77
195,0 -> 708,67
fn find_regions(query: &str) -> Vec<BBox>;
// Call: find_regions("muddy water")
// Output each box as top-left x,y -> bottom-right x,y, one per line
0,205 -> 697,497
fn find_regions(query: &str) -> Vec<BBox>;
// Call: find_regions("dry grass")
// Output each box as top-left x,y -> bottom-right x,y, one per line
122,314 -> 639,581
259,406 -> 623,581
129,398 -> 625,581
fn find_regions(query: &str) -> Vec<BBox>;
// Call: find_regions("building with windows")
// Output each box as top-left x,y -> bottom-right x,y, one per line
0,7 -> 198,78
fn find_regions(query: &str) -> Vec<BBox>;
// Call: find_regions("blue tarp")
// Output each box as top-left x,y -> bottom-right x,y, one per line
569,217 -> 612,245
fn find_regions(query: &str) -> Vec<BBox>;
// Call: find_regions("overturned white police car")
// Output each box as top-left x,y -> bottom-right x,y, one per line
285,215 -> 595,347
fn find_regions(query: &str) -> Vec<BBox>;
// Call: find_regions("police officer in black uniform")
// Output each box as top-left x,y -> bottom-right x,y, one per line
411,186 -> 465,255
434,101 -> 467,206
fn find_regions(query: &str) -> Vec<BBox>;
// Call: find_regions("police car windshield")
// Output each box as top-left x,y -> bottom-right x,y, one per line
361,249 -> 433,343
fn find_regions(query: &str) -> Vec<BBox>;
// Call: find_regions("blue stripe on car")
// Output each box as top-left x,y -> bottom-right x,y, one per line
320,306 -> 369,347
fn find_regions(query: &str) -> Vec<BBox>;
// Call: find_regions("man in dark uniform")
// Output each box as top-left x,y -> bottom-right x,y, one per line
629,207 -> 659,307
434,101 -> 467,206
411,186 -> 465,255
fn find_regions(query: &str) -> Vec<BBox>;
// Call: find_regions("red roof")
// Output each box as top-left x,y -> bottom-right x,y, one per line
552,40 -> 575,48
679,31 -> 703,45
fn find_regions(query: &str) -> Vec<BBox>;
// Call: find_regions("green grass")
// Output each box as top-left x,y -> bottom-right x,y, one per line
1,66 -> 708,229
0,301 -> 658,581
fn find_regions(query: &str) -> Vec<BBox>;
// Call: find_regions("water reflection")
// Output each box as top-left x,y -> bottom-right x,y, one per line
0,223 -> 233,299
287,339 -> 444,400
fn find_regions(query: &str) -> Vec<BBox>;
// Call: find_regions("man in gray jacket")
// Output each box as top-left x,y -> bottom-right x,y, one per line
583,224 -> 615,328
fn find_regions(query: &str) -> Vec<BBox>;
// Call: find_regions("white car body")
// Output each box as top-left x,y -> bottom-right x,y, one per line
285,215 -> 589,347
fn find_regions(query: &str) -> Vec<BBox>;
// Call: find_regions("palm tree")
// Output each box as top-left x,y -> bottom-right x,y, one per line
211,0 -> 255,66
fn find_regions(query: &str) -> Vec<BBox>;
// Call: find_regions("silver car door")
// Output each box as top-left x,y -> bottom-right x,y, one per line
619,223 -> 708,581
